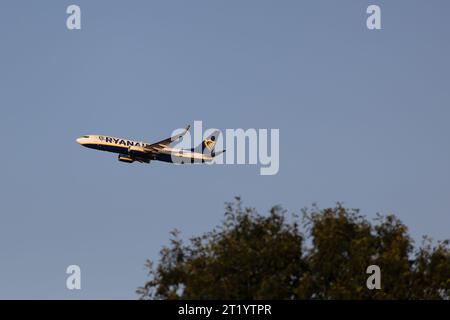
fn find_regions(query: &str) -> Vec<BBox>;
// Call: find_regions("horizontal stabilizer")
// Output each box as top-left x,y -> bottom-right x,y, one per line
211,149 -> 226,158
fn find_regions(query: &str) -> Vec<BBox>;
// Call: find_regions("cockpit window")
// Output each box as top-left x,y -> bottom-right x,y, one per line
82,135 -> 90,138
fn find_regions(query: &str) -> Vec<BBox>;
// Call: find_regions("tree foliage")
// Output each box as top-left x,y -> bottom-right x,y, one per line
137,197 -> 450,299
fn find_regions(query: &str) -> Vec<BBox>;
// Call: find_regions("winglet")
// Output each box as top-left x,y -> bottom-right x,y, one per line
171,125 -> 191,142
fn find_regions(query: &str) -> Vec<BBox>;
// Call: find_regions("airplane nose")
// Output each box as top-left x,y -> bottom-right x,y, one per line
76,137 -> 83,144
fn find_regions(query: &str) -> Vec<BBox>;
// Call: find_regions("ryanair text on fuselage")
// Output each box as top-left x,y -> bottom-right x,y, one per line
102,136 -> 150,148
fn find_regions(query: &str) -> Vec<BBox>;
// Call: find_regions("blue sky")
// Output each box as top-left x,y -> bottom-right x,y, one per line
0,1 -> 449,299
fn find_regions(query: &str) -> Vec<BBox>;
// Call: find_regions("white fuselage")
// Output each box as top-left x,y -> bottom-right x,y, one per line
76,134 -> 212,163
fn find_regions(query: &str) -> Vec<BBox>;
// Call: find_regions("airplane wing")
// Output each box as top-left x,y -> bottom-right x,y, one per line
143,125 -> 190,153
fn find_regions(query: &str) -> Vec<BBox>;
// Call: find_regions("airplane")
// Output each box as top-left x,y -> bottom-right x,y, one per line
76,125 -> 225,164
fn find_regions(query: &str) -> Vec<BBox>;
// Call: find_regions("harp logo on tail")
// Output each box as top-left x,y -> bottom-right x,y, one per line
204,138 -> 216,151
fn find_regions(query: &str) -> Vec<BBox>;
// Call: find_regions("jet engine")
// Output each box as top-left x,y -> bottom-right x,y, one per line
118,154 -> 134,163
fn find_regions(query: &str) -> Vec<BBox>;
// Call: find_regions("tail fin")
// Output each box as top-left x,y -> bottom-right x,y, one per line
192,130 -> 221,154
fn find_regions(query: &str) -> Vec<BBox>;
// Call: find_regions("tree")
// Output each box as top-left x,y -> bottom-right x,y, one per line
137,197 -> 450,300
